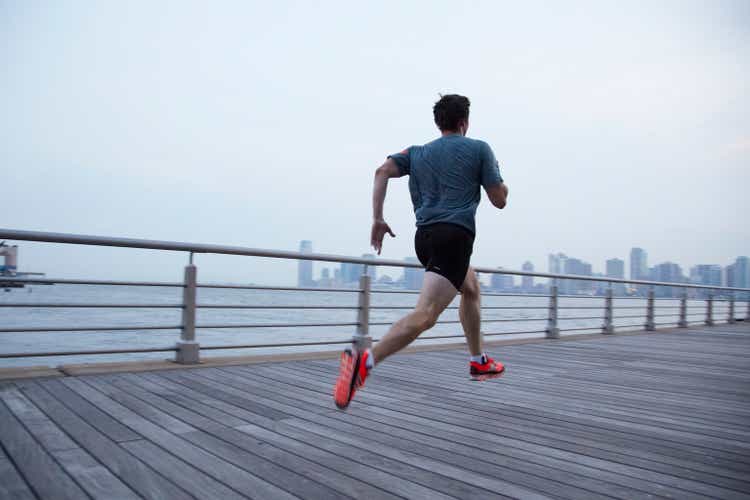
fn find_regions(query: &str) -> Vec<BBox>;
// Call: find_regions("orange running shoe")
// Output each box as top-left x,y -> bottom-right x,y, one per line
470,355 -> 505,381
333,347 -> 371,409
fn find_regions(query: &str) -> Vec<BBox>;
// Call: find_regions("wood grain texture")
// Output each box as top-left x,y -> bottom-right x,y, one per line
0,323 -> 748,499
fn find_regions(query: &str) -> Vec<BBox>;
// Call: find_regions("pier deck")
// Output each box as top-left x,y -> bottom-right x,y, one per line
1,324 -> 749,499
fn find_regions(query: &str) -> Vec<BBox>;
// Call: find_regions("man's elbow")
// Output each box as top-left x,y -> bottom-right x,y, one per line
493,197 -> 507,209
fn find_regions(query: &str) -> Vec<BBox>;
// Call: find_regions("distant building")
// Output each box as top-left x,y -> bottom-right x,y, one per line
606,258 -> 625,279
361,253 -> 377,281
689,265 -> 722,287
564,257 -> 593,295
297,240 -> 313,287
735,256 -> 749,289
606,258 -> 626,295
630,248 -> 648,280
652,262 -> 684,297
491,268 -> 514,291
521,261 -> 534,292
403,257 -> 424,290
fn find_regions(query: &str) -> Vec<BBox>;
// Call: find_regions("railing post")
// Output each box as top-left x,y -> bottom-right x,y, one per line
728,293 -> 735,324
546,284 -> 560,339
645,287 -> 655,331
705,293 -> 714,327
353,271 -> 372,351
602,283 -> 614,334
678,290 -> 688,328
176,259 -> 200,364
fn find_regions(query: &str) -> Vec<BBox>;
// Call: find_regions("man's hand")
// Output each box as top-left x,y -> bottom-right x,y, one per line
371,219 -> 395,255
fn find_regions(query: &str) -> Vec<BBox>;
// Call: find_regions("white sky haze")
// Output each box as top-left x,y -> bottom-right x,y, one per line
2,0 -> 748,284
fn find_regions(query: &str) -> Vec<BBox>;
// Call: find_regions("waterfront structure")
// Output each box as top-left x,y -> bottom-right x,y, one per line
403,257 -> 423,290
690,265 -> 722,286
521,261 -> 534,292
606,258 -> 626,295
630,247 -> 648,280
491,267 -> 514,291
297,240 -> 313,287
652,262 -> 685,297
549,254 -> 592,295
0,242 -> 18,276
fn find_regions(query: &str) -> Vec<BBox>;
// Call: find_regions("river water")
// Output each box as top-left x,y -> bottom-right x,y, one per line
1,284 -> 712,367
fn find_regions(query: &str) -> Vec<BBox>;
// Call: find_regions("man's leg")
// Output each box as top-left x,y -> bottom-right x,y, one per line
372,271 -> 457,364
459,266 -> 482,356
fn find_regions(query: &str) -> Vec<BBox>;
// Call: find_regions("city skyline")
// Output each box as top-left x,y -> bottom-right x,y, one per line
296,238 -> 749,293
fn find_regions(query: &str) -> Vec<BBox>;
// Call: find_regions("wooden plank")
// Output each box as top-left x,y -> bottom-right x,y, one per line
95,374 -> 356,500
0,457 -> 36,500
61,377 -> 298,500
232,364 -> 744,496
16,381 -> 193,500
137,373 -> 404,500
0,397 -> 88,500
258,358 -> 750,494
0,386 -> 79,453
159,371 -> 461,500
37,379 -> 142,442
120,439 -> 249,500
52,448 -> 140,500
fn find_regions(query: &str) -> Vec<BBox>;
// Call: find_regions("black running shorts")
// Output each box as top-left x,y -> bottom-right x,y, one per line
414,222 -> 475,291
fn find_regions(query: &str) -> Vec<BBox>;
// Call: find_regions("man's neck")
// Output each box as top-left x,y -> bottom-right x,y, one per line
441,130 -> 463,137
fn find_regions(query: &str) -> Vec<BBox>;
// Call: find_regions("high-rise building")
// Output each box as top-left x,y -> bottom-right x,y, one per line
297,240 -> 313,287
403,257 -> 424,290
606,258 -> 626,295
606,258 -> 625,279
726,263 -> 736,288
491,268 -> 514,291
521,261 -> 534,292
564,257 -> 593,295
630,248 -> 648,280
652,262 -> 684,297
689,265 -> 722,287
735,256 -> 749,289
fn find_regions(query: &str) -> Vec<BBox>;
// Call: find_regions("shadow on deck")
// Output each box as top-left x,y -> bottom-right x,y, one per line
1,323 -> 749,499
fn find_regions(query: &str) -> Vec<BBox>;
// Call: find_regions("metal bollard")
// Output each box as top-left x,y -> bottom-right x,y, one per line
706,293 -> 714,326
728,294 -> 735,324
176,259 -> 200,364
546,284 -> 560,339
353,272 -> 372,351
678,290 -> 688,328
602,284 -> 614,334
645,288 -> 655,331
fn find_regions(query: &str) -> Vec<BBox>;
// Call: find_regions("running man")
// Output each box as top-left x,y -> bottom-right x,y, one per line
334,94 -> 509,409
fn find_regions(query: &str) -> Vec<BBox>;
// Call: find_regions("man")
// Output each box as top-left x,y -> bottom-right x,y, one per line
334,94 -> 509,409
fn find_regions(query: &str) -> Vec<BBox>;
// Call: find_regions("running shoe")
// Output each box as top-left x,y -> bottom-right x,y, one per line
470,355 -> 505,381
333,348 -> 371,409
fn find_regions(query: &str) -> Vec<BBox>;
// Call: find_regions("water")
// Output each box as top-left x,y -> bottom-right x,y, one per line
0,284 -> 711,367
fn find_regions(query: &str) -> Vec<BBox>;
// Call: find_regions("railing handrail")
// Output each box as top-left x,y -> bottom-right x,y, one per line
1,228 -> 748,292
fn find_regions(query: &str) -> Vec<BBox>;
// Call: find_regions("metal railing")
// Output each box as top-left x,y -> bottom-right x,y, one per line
0,228 -> 748,364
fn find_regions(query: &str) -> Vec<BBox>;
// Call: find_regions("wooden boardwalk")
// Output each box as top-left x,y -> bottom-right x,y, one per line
1,323 -> 749,499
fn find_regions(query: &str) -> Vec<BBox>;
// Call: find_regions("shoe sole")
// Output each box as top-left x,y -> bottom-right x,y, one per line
470,367 -> 506,382
334,349 -> 360,409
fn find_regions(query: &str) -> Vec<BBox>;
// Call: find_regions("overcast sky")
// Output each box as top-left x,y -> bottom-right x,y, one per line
2,0 -> 748,284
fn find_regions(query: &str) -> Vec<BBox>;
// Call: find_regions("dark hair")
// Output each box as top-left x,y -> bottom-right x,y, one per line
433,94 -> 470,131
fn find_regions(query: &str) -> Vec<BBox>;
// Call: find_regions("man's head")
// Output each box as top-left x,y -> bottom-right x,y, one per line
433,94 -> 470,135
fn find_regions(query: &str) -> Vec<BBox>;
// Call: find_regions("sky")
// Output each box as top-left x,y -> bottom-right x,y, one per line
1,0 -> 749,284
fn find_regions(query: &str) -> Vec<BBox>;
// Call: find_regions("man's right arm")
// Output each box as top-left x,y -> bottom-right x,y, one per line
485,182 -> 508,209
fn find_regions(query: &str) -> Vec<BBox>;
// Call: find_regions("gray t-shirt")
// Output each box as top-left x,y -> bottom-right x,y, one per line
388,134 -> 503,235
